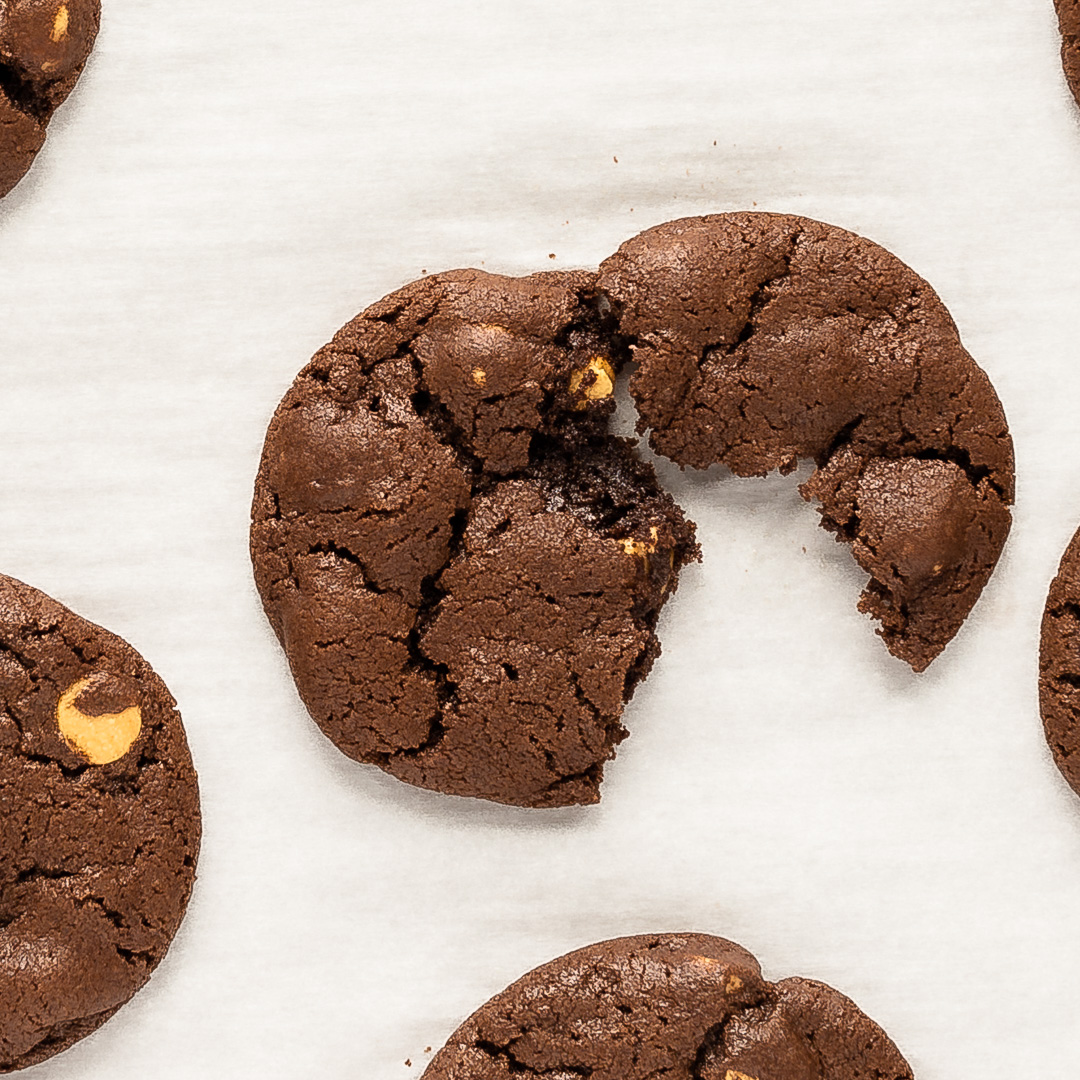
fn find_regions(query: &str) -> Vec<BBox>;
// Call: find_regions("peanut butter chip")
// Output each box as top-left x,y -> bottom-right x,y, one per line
569,356 -> 615,407
472,368 -> 487,387
57,676 -> 141,765
725,1072 -> 759,1080
725,974 -> 743,992
51,4 -> 69,42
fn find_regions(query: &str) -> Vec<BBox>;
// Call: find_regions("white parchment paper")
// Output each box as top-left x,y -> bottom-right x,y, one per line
2,0 -> 1079,1075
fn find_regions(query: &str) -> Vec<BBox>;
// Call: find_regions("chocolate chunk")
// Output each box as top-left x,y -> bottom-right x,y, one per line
0,0 -> 100,198
0,574 -> 200,1071
422,934 -> 912,1080
251,269 -> 699,808
598,213 -> 1014,671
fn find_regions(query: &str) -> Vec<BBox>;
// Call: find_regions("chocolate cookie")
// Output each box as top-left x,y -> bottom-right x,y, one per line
1056,0 -> 1080,109
251,269 -> 699,808
1038,525 -> 1080,798
599,213 -> 1014,671
0,0 -> 100,198
0,574 -> 200,1071
422,933 -> 913,1080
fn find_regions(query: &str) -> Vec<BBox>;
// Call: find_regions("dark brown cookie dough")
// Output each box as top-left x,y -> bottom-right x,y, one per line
422,933 -> 913,1080
251,269 -> 699,808
0,574 -> 200,1071
1038,525 -> 1080,798
0,0 -> 99,198
598,213 -> 1014,671
1056,0 -> 1080,109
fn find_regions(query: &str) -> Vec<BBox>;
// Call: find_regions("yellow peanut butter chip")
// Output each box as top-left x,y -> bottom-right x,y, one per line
725,1072 -> 759,1080
51,4 -> 69,42
618,525 -> 659,558
471,367 -> 487,387
569,357 -> 615,407
57,676 -> 141,765
725,974 -> 743,992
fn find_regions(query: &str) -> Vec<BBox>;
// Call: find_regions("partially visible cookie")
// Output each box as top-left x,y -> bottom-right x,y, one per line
1056,0 -> 1080,109
251,269 -> 699,808
1039,525 -> 1080,797
0,574 -> 200,1072
598,213 -> 1014,671
0,0 -> 100,198
422,933 -> 913,1080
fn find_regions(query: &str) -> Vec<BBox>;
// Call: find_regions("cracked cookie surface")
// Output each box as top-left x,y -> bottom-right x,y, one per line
0,574 -> 200,1072
1039,525 -> 1080,799
251,269 -> 699,808
422,933 -> 913,1080
0,0 -> 99,198
598,213 -> 1014,671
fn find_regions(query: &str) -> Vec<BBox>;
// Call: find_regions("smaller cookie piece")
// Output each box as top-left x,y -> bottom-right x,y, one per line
598,213 -> 1014,671
422,933 -> 913,1080
0,574 -> 200,1072
0,0 -> 100,198
1039,524 -> 1080,798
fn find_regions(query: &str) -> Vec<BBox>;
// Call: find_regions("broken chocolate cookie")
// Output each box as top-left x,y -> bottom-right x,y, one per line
421,933 -> 913,1080
0,0 -> 100,199
255,217 -> 1012,803
0,574 -> 200,1071
598,213 -> 1014,671
251,269 -> 699,808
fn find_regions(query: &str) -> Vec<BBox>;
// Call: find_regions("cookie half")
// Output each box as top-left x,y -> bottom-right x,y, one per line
598,213 -> 1014,671
0,574 -> 200,1071
251,269 -> 699,808
0,0 -> 100,198
422,933 -> 913,1080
